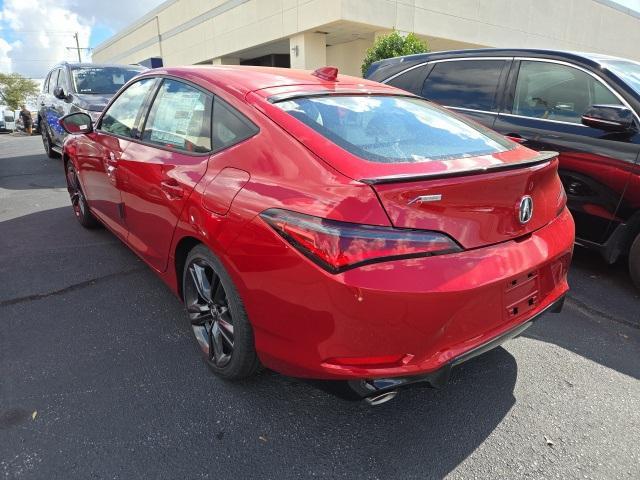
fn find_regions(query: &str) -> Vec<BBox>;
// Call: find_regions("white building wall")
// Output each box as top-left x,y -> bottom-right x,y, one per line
93,0 -> 640,75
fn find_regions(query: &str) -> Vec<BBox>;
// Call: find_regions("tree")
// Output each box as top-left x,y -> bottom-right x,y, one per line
0,73 -> 40,109
361,31 -> 429,76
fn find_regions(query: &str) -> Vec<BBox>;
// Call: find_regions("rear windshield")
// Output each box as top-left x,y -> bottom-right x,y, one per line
71,67 -> 145,95
274,95 -> 513,163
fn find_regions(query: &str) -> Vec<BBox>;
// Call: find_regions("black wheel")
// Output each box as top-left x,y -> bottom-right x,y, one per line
41,123 -> 59,158
65,160 -> 100,228
183,245 -> 260,379
629,232 -> 640,290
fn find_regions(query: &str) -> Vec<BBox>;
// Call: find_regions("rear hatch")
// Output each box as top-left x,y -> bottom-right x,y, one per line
252,89 -> 565,249
368,154 -> 562,249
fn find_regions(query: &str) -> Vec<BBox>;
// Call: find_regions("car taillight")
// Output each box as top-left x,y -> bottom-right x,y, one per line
557,183 -> 568,216
260,208 -> 462,273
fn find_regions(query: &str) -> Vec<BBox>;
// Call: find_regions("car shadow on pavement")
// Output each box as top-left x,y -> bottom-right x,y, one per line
225,349 -> 518,478
0,151 -> 67,190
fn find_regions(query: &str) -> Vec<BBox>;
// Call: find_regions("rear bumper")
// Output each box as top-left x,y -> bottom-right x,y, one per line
227,207 -> 574,381
311,294 -> 565,400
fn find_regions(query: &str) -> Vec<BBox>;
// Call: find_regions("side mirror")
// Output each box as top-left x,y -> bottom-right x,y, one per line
581,104 -> 635,132
53,86 -> 68,100
59,112 -> 93,135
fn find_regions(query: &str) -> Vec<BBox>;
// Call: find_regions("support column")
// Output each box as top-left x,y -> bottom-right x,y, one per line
289,32 -> 326,70
211,57 -> 240,65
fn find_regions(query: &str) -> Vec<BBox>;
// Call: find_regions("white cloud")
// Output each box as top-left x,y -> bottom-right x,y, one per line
0,0 -> 164,77
0,37 -> 12,73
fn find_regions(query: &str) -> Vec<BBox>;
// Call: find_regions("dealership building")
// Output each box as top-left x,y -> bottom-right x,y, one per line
92,0 -> 640,76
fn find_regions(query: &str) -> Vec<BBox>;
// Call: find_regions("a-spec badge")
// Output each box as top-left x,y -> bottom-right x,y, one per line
407,194 -> 442,205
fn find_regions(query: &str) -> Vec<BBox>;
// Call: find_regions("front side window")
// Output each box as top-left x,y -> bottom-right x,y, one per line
513,61 -> 622,124
275,95 -> 512,163
71,66 -> 145,95
100,78 -> 156,138
142,79 -> 212,153
421,60 -> 506,111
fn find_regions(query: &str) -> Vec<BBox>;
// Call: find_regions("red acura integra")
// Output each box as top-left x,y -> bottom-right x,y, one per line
59,66 -> 574,404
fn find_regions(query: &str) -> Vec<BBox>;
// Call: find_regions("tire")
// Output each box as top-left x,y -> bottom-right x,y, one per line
65,160 -> 100,228
629,232 -> 640,290
41,123 -> 59,158
183,245 -> 260,379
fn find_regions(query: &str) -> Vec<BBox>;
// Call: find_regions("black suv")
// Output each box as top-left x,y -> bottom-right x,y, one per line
38,62 -> 146,158
366,49 -> 640,288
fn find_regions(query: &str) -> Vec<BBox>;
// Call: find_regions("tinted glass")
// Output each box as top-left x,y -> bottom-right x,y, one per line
43,72 -> 51,93
48,69 -> 60,94
100,78 -> 156,138
275,95 -> 512,163
212,98 -> 258,151
142,79 -> 212,153
513,61 -> 622,124
599,59 -> 640,97
387,65 -> 428,95
71,66 -> 145,95
422,60 -> 505,111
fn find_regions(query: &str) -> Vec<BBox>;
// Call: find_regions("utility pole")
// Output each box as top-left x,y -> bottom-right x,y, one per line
66,33 -> 91,63
73,32 -> 81,62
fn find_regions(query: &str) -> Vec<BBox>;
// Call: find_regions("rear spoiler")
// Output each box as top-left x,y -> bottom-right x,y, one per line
358,151 -> 558,185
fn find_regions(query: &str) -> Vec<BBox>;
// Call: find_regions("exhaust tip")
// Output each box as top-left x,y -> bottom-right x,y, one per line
364,390 -> 398,406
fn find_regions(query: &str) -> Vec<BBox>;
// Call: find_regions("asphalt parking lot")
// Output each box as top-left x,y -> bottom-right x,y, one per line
1,133 -> 639,479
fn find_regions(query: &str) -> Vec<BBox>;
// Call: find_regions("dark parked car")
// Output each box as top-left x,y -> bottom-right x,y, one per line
367,49 -> 640,288
38,62 -> 146,158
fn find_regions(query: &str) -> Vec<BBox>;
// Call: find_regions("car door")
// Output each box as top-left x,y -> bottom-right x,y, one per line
401,58 -> 511,128
41,68 -> 60,141
493,59 -> 640,245
50,67 -> 71,147
117,78 -> 213,272
76,77 -> 158,239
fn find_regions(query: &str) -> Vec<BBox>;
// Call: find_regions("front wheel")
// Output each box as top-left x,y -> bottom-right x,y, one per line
66,160 -> 100,228
629,232 -> 640,290
183,245 -> 260,379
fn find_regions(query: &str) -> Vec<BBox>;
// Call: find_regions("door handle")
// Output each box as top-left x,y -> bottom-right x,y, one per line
160,179 -> 184,199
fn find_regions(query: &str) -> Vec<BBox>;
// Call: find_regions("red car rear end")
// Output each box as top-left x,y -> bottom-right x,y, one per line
60,66 -> 574,402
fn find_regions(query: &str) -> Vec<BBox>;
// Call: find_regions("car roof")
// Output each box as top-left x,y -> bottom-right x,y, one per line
137,65 -> 395,102
367,48 -> 637,80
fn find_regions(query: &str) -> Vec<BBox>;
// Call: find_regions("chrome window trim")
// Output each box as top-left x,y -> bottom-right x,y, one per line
381,57 -> 512,84
447,106 -> 498,115
498,112 -> 590,127
512,57 -> 640,124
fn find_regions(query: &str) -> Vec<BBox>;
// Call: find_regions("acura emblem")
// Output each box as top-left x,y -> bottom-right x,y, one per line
519,196 -> 533,224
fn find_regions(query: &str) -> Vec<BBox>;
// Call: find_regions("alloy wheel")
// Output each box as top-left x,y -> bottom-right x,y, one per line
66,162 -> 86,218
185,259 -> 235,367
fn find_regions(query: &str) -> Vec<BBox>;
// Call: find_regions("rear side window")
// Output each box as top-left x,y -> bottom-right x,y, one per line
212,98 -> 258,152
142,79 -> 212,153
386,65 -> 428,95
275,95 -> 512,163
100,78 -> 156,138
422,60 -> 506,111
48,69 -> 60,94
43,72 -> 51,93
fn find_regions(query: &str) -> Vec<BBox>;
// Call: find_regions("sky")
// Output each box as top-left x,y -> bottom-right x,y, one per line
1,0 -> 640,78
0,0 -> 164,78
